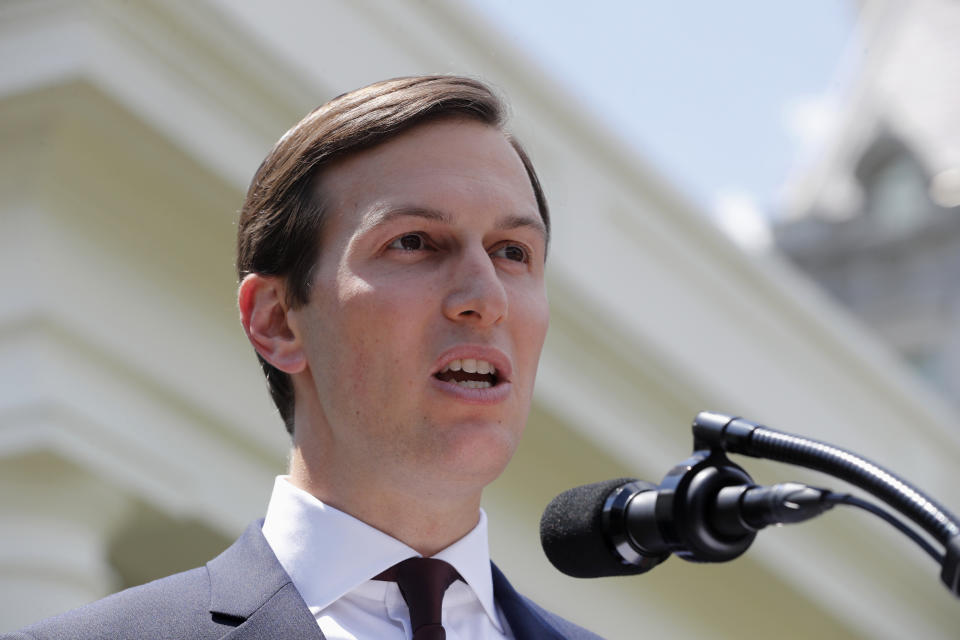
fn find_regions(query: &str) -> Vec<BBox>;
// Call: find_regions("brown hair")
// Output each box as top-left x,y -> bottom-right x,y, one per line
237,75 -> 549,434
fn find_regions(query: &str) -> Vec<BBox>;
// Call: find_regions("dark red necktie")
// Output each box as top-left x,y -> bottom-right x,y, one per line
376,557 -> 461,640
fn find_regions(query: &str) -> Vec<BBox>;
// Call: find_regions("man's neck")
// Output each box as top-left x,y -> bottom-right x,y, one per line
287,448 -> 483,557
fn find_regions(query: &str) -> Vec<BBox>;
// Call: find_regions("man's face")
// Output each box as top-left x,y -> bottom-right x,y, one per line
289,118 -> 549,501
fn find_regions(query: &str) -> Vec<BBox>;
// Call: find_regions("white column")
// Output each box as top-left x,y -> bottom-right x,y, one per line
0,451 -> 132,631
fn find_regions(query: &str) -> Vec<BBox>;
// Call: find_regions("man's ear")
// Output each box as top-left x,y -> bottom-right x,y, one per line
238,274 -> 306,374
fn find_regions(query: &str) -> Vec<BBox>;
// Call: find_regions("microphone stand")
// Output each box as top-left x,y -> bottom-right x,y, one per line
683,412 -> 960,597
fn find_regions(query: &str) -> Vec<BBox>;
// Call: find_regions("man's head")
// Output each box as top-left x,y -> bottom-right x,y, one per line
237,76 -> 550,511
237,75 -> 549,435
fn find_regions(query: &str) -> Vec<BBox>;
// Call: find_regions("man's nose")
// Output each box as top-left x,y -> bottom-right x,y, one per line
441,247 -> 508,326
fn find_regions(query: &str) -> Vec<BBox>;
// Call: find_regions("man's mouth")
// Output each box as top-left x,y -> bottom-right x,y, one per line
434,358 -> 500,389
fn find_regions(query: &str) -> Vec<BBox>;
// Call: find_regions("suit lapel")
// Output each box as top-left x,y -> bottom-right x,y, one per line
218,582 -> 325,640
491,563 -> 566,640
207,520 -> 324,640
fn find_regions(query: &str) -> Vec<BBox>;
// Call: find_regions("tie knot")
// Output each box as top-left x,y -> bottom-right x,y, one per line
377,557 -> 461,639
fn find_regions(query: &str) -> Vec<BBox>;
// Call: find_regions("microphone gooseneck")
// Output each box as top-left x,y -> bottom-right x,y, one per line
692,411 -> 960,596
693,412 -> 960,544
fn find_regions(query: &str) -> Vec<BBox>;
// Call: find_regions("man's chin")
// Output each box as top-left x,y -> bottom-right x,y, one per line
434,423 -> 521,486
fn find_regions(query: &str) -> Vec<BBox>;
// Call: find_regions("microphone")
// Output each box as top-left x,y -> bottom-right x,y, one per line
540,474 -> 835,578
543,412 -> 960,595
539,478 -> 668,578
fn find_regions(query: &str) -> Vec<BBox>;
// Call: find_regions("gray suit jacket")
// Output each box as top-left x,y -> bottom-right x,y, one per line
4,521 -> 602,639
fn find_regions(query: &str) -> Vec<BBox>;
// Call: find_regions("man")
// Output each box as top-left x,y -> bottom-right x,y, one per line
4,76 -> 600,639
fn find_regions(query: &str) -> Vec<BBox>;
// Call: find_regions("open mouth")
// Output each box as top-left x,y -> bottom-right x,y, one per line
434,358 -> 500,389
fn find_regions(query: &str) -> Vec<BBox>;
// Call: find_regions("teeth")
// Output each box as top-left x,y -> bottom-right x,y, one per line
441,358 -> 496,375
455,380 -> 492,389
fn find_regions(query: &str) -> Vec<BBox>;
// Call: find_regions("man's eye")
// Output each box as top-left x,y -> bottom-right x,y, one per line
491,244 -> 529,263
389,233 -> 428,251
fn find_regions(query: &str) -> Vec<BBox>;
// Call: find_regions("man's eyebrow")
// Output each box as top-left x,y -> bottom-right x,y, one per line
496,213 -> 547,239
359,205 -> 547,239
357,206 -> 450,234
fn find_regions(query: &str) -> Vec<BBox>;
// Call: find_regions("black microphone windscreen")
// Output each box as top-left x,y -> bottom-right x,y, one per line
540,477 -> 649,578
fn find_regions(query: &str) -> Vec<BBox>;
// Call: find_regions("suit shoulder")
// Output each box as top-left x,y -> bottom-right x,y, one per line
518,594 -> 606,640
7,567 -> 231,640
491,562 -> 605,639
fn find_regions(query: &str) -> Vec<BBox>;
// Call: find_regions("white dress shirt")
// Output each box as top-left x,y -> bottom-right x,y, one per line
261,476 -> 513,640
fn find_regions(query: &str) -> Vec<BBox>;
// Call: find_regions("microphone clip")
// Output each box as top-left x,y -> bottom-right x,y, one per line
633,448 -> 759,563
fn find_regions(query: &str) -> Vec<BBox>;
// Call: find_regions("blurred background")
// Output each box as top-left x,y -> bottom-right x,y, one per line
1,0 -> 959,637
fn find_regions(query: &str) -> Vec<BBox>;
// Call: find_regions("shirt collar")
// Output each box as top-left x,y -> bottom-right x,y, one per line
431,505 -> 501,631
261,476 -> 504,631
